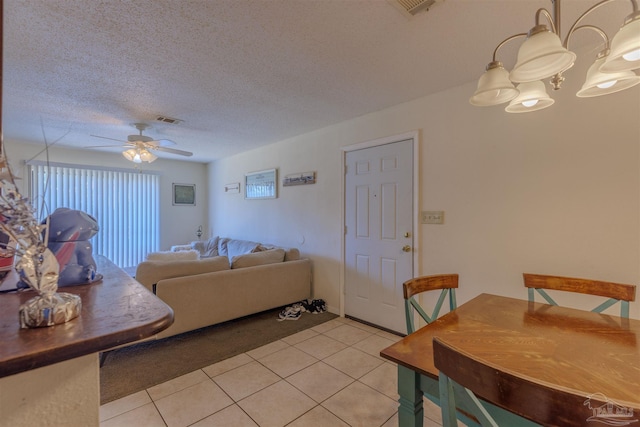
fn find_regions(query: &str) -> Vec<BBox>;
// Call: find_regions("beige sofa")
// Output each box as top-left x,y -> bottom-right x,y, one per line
135,237 -> 311,339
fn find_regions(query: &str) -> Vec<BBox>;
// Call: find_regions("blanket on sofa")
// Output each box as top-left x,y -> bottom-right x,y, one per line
177,236 -> 300,264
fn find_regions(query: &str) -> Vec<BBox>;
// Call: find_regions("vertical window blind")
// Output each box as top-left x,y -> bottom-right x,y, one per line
28,162 -> 159,268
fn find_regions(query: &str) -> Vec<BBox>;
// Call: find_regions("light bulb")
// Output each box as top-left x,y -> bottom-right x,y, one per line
597,80 -> 617,89
623,49 -> 640,62
522,99 -> 539,107
133,153 -> 142,163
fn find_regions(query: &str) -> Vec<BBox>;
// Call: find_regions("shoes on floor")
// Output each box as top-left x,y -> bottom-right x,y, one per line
302,298 -> 326,314
309,299 -> 327,314
277,299 -> 327,321
278,305 -> 302,321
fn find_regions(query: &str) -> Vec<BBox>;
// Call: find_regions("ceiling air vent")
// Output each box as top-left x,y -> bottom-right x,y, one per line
156,116 -> 183,125
388,0 -> 441,17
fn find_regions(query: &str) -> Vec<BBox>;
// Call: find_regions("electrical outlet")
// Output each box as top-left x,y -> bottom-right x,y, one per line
422,211 -> 444,224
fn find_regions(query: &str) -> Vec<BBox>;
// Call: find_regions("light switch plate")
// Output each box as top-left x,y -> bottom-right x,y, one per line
422,211 -> 444,224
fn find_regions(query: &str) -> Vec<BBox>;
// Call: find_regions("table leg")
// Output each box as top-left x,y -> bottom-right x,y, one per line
397,365 -> 424,427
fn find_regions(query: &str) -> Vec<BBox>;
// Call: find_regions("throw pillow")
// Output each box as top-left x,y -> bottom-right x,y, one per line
284,248 -> 300,261
231,248 -> 285,269
226,239 -> 261,261
256,244 -> 300,261
146,250 -> 200,262
191,236 -> 219,258
217,237 -> 230,257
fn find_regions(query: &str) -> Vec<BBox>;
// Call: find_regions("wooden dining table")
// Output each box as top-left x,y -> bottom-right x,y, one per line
380,293 -> 640,427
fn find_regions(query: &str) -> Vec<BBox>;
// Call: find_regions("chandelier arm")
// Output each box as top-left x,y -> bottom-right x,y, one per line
535,8 -> 557,33
492,33 -> 528,62
563,0 -> 638,47
565,25 -> 610,51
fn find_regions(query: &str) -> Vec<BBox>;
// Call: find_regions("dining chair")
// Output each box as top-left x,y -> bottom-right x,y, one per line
403,274 -> 483,426
434,337 -> 581,427
403,274 -> 458,334
523,273 -> 636,318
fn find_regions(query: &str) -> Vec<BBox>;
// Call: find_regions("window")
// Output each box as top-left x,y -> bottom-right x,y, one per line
28,162 -> 159,268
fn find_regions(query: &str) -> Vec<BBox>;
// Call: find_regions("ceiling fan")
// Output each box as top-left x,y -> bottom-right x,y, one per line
89,123 -> 193,163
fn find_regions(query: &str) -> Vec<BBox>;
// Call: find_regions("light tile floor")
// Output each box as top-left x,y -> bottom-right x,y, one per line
99,316 -> 446,427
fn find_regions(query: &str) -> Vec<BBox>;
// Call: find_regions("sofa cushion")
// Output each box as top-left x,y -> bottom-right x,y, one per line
231,248 -> 285,269
191,236 -> 219,258
146,250 -> 200,262
226,239 -> 261,260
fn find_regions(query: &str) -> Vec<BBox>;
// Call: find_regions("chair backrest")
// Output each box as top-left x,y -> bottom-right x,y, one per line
433,337 -> 598,427
523,273 -> 636,318
403,274 -> 458,334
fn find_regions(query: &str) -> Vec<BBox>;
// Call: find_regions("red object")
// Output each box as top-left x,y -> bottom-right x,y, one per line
0,215 -> 16,272
0,238 -> 14,271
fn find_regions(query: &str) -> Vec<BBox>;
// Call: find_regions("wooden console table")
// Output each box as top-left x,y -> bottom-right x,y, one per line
0,255 -> 174,426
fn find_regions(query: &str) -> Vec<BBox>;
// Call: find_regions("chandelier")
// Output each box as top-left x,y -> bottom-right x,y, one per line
470,0 -> 640,113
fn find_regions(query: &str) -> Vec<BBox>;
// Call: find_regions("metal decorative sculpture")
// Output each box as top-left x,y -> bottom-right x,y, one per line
0,155 -> 82,328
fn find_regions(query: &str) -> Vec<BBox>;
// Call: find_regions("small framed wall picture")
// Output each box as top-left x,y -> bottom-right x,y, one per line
283,171 -> 316,187
173,183 -> 196,206
224,182 -> 241,194
245,168 -> 277,199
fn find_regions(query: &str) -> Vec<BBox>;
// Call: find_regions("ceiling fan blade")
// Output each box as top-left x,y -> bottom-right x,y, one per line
84,144 -> 130,149
147,139 -> 176,147
152,146 -> 193,157
90,134 -> 128,143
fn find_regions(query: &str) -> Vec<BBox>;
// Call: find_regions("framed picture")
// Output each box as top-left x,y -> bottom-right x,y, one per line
283,171 -> 316,186
245,168 -> 277,199
173,183 -> 196,206
224,182 -> 241,194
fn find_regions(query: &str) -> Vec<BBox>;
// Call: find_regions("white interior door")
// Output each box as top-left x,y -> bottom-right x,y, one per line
344,139 -> 414,334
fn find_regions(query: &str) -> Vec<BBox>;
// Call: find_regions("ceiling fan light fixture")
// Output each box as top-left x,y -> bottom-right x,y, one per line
139,149 -> 158,163
122,147 -> 157,164
122,148 -> 139,163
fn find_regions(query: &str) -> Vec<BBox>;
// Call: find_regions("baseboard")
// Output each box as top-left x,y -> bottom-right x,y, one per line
345,314 -> 406,337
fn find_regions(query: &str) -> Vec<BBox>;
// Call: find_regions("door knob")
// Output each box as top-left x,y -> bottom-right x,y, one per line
402,245 -> 412,252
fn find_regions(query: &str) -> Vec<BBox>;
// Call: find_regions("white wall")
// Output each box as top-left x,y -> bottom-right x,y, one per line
4,140 -> 209,254
209,59 -> 640,319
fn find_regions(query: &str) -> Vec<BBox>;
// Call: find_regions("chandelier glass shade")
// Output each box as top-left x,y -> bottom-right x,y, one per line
577,54 -> 640,97
505,81 -> 555,113
602,11 -> 640,72
470,0 -> 640,113
509,26 -> 577,83
469,62 -> 519,106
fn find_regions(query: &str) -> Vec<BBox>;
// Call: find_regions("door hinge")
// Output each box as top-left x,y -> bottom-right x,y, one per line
344,225 -> 347,235
344,164 -> 348,175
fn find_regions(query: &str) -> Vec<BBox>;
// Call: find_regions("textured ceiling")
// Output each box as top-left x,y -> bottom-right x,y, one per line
2,0 -> 632,163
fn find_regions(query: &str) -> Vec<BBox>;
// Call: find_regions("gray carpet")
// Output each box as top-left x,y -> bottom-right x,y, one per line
100,307 -> 337,404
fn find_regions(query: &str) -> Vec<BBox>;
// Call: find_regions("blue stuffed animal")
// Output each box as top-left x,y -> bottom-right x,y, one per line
44,208 -> 102,287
